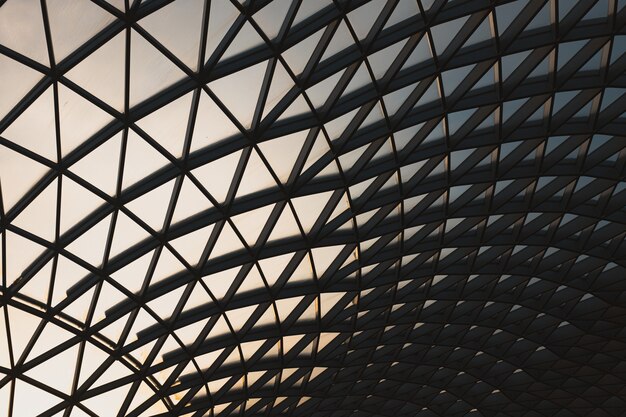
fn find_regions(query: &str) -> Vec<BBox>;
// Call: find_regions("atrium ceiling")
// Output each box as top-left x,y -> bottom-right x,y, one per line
0,0 -> 625,416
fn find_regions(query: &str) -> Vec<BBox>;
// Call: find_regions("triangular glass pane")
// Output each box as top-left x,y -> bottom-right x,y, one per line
126,178 -> 176,231
122,130 -> 171,190
12,178 -> 57,242
253,0 -> 291,39
66,32 -> 126,111
235,149 -> 278,198
130,29 -> 186,106
66,213 -> 112,267
210,60 -> 268,129
231,203 -> 275,246
170,223 -> 214,267
58,84 -> 114,157
191,91 -> 239,152
0,0 -> 49,64
171,176 -> 214,224
220,21 -> 265,62
60,175 -> 105,234
191,149 -> 242,204
0,54 -> 43,121
70,132 -> 122,196
2,87 -> 57,161
139,0 -> 205,70
258,130 -> 307,183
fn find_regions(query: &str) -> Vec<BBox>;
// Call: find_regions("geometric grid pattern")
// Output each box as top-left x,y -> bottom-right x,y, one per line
1,1 -> 625,416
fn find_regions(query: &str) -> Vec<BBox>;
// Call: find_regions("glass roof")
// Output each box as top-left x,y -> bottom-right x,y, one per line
0,1 -> 625,416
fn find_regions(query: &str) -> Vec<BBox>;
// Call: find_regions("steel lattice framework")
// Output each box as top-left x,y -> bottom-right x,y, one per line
0,0 -> 626,416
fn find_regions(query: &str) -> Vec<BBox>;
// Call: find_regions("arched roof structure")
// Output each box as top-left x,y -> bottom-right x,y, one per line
0,0 -> 625,416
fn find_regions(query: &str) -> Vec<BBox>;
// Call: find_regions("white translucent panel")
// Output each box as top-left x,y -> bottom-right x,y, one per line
25,344 -> 78,394
241,339 -> 265,361
0,54 -> 42,121
60,175 -> 105,234
231,203 -> 274,246
66,32 -> 125,111
276,94 -> 310,121
441,64 -> 472,97
109,211 -> 151,258
76,341 -> 108,388
347,0 -> 386,40
256,253 -> 290,287
19,260 -> 53,304
293,0 -> 333,26
58,84 -> 114,157
496,1 -> 526,35
70,132 -> 122,196
221,21 -> 264,62
235,149 -> 278,198
99,313 -> 130,343
311,245 -> 344,277
127,309 -> 159,345
262,61 -> 295,118
291,191 -> 333,233
191,150 -> 241,203
110,249 -> 154,295
13,379 -> 60,417
238,266 -> 266,293
12,179 -> 57,242
47,0 -> 116,62
204,0 -> 239,61
0,145 -> 49,211
383,83 -> 413,116
253,0 -> 291,39
210,222 -> 245,259
0,307 -> 11,368
368,39 -> 406,79
464,18 -> 492,49
359,102 -> 384,128
320,292 -> 346,318
4,231 -> 45,287
276,296 -> 304,322
148,286 -> 185,321
267,206 -> 300,243
140,0 -> 204,70
52,255 -> 89,306
130,30 -> 186,107
306,70 -> 344,109
172,176 -> 214,225
301,131 -> 331,173
226,304 -> 256,332
281,28 -> 323,75
126,178 -> 175,231
170,224 -> 214,267
92,281 -> 126,324
402,37 -> 432,70
210,60 -> 267,129
137,91 -> 193,158
431,16 -> 469,56
325,108 -> 358,141
339,144 -> 368,172
191,91 -> 239,152
207,376 -> 230,396
258,130 -> 307,183
385,0 -> 419,28
317,333 -> 339,351
321,20 -> 354,62
151,247 -> 186,285
66,214 -> 111,267
0,0 -> 48,64
64,286 -> 93,327
83,382 -> 130,416
2,87 -> 57,161
202,266 -> 240,300
122,130 -> 171,190
7,305 -> 41,361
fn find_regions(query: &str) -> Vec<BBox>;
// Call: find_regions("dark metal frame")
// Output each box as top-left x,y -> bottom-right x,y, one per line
0,0 -> 625,416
